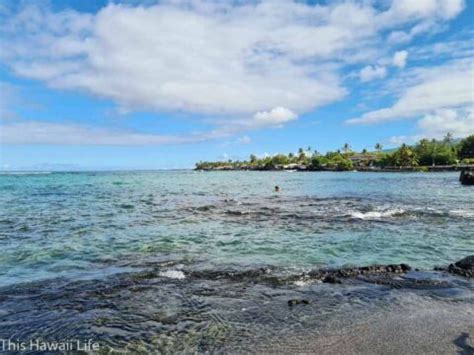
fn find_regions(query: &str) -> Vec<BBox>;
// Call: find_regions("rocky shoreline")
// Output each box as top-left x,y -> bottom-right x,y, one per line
187,256 -> 474,310
188,255 -> 473,286
435,255 -> 474,277
0,255 -> 471,353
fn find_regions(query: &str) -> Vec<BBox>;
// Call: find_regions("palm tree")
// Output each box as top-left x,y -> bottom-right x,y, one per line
375,143 -> 383,153
431,139 -> 437,166
397,144 -> 419,167
444,132 -> 453,145
298,148 -> 305,162
342,143 -> 351,154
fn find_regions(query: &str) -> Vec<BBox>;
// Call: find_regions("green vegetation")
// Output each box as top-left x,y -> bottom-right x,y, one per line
195,134 -> 474,171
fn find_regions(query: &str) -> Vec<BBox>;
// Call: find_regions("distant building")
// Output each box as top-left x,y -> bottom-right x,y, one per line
349,154 -> 378,167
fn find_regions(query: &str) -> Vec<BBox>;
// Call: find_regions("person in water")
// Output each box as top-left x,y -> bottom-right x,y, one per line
274,185 -> 280,192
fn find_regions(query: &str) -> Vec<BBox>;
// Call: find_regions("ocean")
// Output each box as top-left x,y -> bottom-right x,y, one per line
0,171 -> 473,352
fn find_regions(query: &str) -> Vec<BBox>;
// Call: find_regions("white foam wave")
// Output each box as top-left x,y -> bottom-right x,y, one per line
294,280 -> 310,287
449,210 -> 474,218
350,208 -> 405,220
159,270 -> 186,280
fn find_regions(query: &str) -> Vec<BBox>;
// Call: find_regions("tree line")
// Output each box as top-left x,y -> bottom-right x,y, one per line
195,134 -> 474,171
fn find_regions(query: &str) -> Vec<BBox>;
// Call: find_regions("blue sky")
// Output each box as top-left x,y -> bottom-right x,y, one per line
0,0 -> 473,170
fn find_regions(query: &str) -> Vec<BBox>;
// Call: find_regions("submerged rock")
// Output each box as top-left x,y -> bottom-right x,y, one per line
189,263 -> 412,287
322,275 -> 341,284
288,299 -> 310,306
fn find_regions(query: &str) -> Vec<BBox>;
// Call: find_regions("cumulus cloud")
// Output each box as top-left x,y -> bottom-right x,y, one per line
253,107 -> 297,126
201,107 -> 298,141
0,0 -> 468,145
1,2 -> 466,116
1,1 -> 354,119
416,107 -> 474,138
347,59 -> 473,124
359,65 -> 387,82
389,107 -> 474,144
393,50 -> 408,68
380,0 -> 464,24
388,22 -> 436,44
384,0 -> 465,43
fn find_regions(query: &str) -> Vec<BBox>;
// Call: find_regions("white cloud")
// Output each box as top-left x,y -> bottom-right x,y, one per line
389,107 -> 474,144
347,59 -> 474,124
380,0 -> 464,23
0,120 -> 195,145
0,0 -> 468,145
237,135 -> 251,145
383,0 -> 465,43
1,2 -> 355,119
393,50 -> 408,68
1,2 -> 466,118
416,107 -> 474,138
389,135 -> 412,145
359,65 -> 387,82
409,34 -> 474,61
388,22 -> 437,44
253,107 -> 297,126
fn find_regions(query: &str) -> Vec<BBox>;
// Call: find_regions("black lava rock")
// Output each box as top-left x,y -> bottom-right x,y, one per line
454,255 -> 474,270
288,299 -> 310,306
322,275 -> 341,284
447,255 -> 474,277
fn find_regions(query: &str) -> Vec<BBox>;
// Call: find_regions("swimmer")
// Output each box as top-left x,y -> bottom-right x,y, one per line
274,185 -> 280,192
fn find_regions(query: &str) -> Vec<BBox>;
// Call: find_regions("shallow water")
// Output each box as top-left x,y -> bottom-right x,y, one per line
1,171 -> 472,286
0,171 -> 473,352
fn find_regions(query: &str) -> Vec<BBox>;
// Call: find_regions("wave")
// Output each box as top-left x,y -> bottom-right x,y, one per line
294,278 -> 319,287
159,270 -> 186,280
349,208 -> 406,220
449,210 -> 474,218
169,196 -> 472,224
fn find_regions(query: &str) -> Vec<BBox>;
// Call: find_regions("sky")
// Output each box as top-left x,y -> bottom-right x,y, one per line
0,0 -> 473,170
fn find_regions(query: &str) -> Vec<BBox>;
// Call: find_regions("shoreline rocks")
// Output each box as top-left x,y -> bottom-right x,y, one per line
188,257 -> 474,287
446,255 -> 474,277
189,263 -> 414,286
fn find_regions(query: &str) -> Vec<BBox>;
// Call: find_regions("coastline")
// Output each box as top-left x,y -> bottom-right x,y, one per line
195,164 -> 474,172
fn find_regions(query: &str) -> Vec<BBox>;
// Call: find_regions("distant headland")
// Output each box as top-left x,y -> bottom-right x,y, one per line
196,134 -> 474,172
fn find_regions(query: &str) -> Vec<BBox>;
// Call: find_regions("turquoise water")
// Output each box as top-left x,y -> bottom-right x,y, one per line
0,171 -> 472,287
0,171 -> 473,351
